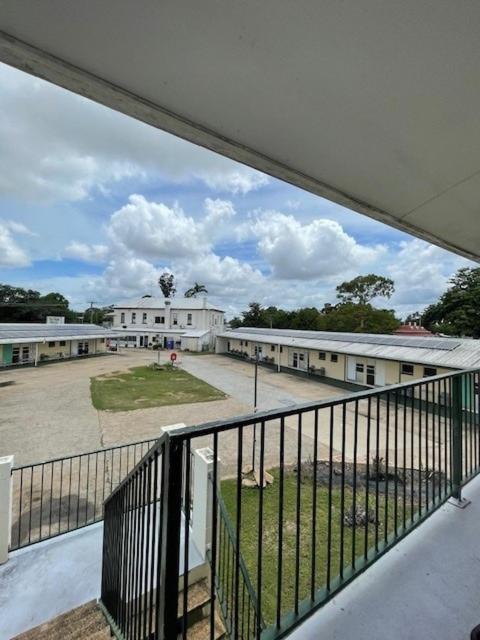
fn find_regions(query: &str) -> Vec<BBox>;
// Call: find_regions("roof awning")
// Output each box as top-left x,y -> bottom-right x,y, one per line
1,2 -> 480,260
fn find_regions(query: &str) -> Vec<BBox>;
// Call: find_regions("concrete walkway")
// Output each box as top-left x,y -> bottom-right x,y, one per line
290,473 -> 480,640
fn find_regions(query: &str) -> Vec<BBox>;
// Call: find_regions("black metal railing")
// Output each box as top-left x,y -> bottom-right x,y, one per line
10,436 -> 157,550
214,489 -> 265,639
100,368 -> 480,639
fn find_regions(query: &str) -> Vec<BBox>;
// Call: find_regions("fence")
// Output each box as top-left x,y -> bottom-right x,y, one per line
100,368 -> 480,639
10,436 -> 158,550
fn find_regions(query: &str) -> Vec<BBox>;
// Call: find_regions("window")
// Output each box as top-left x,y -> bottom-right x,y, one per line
187,313 -> 192,326
172,313 -> 178,326
245,341 -> 248,346
142,312 -> 147,324
331,353 -> 338,363
271,345 -> 275,352
240,340 -> 243,346
424,367 -> 437,377
280,346 -> 283,353
401,363 -> 414,376
155,316 -> 165,324
48,341 -> 55,347
59,341 -> 66,347
356,363 -> 364,373
100,338 -> 105,344
131,312 -> 136,324
319,352 -> 326,360
120,312 -> 125,323
299,353 -> 305,361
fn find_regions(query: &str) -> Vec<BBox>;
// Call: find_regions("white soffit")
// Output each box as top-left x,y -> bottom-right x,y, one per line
1,1 -> 480,260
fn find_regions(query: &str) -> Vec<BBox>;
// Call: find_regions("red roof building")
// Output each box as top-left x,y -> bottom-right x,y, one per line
395,322 -> 434,337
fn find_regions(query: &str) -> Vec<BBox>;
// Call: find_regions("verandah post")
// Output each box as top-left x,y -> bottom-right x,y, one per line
451,374 -> 463,500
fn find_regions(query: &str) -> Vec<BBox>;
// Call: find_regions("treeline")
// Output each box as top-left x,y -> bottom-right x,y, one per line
230,274 -> 400,334
0,284 -> 110,324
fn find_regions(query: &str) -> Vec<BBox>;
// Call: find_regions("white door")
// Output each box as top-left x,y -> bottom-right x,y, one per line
375,361 -> 386,386
347,356 -> 356,381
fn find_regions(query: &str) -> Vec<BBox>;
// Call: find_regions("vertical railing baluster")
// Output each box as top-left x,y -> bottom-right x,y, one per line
311,409 -> 318,598
182,442 -> 192,640
210,432 -> 219,640
277,416 -> 285,628
256,421 -> 265,640
384,393 -> 390,546
234,427 -> 243,639
339,403 -> 346,579
351,400 -> 358,569
452,374 -> 463,499
375,396 -> 380,552
327,406 -> 334,587
294,414 -> 302,613
364,398 -> 371,562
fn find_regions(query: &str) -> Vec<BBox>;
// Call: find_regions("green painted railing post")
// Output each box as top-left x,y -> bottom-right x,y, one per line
452,374 -> 463,500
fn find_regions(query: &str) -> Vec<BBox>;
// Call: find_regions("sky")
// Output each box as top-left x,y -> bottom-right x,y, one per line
0,62 -> 473,319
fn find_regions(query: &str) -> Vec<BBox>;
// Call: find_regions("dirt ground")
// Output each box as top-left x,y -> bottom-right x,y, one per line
0,350 -> 348,466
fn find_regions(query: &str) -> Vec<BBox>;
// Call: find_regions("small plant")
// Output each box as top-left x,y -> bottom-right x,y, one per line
344,505 -> 378,527
369,456 -> 386,481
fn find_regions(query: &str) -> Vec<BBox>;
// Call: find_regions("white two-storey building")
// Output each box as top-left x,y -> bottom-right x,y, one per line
110,296 -> 225,351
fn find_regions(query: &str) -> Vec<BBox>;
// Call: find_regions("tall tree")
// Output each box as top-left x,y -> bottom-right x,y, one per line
158,273 -> 176,298
184,282 -> 208,298
336,274 -> 395,305
422,267 -> 480,337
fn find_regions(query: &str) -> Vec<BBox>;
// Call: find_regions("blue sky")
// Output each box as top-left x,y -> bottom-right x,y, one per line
0,63 -> 472,318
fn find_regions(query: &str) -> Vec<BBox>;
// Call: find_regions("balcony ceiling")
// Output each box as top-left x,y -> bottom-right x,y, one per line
1,1 -> 480,260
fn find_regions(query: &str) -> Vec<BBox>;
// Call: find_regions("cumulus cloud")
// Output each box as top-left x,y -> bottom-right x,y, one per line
245,211 -> 385,279
64,241 -> 110,264
0,220 -> 31,267
386,238 -> 472,316
0,64 -> 269,203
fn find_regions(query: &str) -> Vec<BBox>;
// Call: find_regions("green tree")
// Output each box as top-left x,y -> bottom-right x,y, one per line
321,303 -> 400,333
158,273 -> 176,298
0,284 -> 78,322
336,274 -> 395,305
184,282 -> 208,298
422,267 -> 480,337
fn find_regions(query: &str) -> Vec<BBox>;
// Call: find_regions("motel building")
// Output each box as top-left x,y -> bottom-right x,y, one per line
110,296 -> 225,351
0,322 -> 122,368
216,327 -> 480,390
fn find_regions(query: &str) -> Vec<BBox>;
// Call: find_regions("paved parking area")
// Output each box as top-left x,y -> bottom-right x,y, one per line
0,351 -> 347,466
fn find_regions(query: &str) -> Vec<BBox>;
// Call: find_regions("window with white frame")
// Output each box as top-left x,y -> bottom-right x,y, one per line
142,312 -> 147,324
187,313 -> 192,325
131,312 -> 136,324
401,363 -> 414,376
172,313 -> 178,325
120,312 -> 125,324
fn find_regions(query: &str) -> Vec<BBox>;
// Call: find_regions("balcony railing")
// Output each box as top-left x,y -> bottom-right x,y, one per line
10,437 -> 158,550
100,368 -> 480,639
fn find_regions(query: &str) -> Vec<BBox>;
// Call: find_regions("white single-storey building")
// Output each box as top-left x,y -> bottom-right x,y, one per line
110,297 -> 225,351
216,327 -> 480,389
0,323 -> 122,367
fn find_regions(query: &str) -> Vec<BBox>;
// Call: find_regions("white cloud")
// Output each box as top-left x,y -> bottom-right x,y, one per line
246,211 -> 385,280
200,170 -> 269,195
0,64 -> 269,203
386,238 -> 472,317
64,241 -> 110,264
0,220 -> 31,267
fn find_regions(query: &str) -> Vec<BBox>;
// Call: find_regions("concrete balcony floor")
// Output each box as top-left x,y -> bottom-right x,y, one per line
290,472 -> 480,640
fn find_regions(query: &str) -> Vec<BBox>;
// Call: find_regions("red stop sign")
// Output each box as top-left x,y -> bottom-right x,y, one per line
170,352 -> 177,362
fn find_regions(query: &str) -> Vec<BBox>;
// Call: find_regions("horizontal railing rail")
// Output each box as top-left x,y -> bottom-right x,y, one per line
100,367 -> 480,640
10,436 -> 158,550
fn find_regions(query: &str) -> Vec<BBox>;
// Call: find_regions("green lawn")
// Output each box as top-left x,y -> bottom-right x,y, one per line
221,468 -> 412,627
90,365 -> 226,411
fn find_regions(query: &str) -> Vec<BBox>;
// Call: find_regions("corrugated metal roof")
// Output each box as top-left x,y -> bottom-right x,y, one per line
218,328 -> 480,370
112,297 -> 224,311
182,329 -> 210,338
0,323 -> 124,344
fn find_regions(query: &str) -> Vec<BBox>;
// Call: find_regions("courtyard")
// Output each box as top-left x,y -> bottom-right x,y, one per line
0,350 -> 350,467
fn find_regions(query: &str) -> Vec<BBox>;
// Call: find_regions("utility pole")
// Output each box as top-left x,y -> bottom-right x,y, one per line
87,301 -> 97,324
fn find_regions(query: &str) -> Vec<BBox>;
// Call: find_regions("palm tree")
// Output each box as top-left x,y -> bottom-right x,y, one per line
184,282 -> 208,298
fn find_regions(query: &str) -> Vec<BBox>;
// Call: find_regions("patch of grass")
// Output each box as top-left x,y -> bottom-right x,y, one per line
90,365 -> 226,411
221,467 -> 413,627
